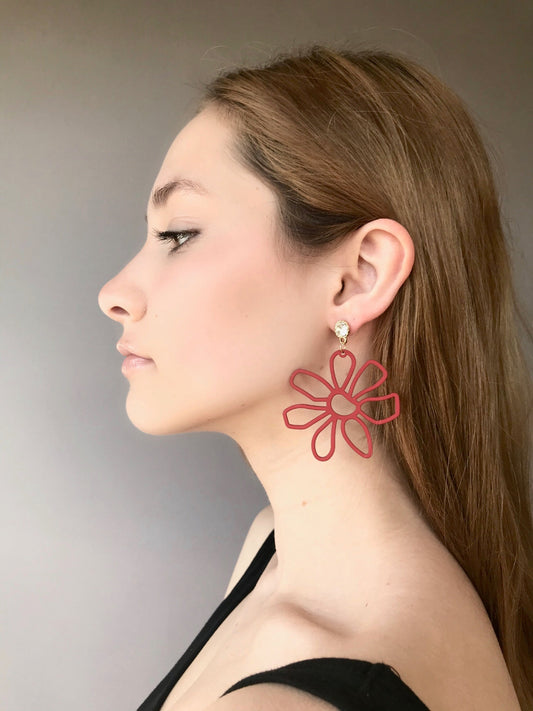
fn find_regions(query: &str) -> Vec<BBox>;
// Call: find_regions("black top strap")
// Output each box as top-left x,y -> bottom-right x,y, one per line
221,656 -> 431,710
137,529 -> 276,710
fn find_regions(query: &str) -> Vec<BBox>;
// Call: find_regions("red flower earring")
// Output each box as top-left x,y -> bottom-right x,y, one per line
282,320 -> 400,461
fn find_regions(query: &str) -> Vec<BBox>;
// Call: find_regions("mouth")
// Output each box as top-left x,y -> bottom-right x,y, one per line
121,353 -> 155,376
116,341 -> 153,360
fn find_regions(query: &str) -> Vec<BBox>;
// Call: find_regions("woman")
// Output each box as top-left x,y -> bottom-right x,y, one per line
97,45 -> 532,711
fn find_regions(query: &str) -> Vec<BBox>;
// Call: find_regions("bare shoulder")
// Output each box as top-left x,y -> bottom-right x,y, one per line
223,505 -> 273,598
219,537 -> 520,711
349,549 -> 522,711
219,515 -> 520,711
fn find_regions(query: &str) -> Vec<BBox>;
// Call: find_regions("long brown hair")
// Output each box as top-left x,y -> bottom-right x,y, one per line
199,44 -> 533,709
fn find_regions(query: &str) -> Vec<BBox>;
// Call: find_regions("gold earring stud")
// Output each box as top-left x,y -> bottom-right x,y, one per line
334,319 -> 350,354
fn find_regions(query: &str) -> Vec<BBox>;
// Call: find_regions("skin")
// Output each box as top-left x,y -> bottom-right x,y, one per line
97,106 -> 433,625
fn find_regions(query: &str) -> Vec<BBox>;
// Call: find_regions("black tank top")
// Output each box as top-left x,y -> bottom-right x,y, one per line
137,529 -> 431,710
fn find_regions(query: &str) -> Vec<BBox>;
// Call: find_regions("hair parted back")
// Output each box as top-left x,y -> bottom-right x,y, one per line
198,43 -> 533,709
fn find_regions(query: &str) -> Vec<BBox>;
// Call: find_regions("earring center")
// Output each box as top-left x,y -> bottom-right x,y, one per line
329,393 -> 360,417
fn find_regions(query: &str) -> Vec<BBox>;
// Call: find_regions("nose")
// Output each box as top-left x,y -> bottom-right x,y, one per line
97,270 -> 146,323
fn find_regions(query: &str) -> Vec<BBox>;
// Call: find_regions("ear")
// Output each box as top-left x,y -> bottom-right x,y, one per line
328,218 -> 415,333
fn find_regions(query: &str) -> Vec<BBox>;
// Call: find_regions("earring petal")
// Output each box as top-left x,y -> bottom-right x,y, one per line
289,367 -> 333,401
340,416 -> 373,458
348,359 -> 388,400
311,416 -> 337,461
358,393 -> 400,424
330,348 -> 357,391
282,403 -> 330,429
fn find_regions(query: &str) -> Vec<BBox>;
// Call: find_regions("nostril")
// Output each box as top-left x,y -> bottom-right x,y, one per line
110,306 -> 128,316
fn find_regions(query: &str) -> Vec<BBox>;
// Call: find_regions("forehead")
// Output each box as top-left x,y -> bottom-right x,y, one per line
157,109 -> 234,181
148,108 -> 276,215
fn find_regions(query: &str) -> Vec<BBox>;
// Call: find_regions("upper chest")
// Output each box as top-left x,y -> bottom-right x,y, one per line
159,581 -> 275,711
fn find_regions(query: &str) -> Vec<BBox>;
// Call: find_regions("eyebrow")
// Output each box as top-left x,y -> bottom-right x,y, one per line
144,178 -> 209,222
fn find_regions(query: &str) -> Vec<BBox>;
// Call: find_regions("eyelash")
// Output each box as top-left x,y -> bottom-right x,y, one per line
151,229 -> 199,255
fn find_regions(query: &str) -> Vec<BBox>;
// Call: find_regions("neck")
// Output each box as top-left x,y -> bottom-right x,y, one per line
236,430 -> 433,619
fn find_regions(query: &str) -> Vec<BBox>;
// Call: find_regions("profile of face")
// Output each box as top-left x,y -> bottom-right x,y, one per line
98,107 -> 335,439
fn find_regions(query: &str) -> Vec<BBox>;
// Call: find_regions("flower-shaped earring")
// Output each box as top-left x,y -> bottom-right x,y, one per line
282,320 -> 400,461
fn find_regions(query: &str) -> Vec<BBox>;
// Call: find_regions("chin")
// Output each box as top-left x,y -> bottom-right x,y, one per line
124,401 -> 171,436
124,400 -> 212,437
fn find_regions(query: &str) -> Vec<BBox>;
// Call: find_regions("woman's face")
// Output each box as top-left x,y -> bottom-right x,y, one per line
98,107 -> 330,436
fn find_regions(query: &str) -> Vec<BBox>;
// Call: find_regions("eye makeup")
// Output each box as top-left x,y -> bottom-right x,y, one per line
151,228 -> 200,255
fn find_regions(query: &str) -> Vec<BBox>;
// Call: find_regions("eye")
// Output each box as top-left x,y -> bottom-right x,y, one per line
151,229 -> 200,255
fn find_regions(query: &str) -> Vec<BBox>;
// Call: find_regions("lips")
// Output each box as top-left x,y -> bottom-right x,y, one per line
116,342 -> 153,360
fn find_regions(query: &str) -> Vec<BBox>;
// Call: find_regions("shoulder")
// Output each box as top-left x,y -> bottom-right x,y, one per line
223,505 -> 274,598
339,550 -> 522,711
222,515 -> 520,711
225,538 -> 519,711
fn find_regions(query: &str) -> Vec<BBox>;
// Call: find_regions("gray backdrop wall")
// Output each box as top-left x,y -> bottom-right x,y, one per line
1,1 -> 531,709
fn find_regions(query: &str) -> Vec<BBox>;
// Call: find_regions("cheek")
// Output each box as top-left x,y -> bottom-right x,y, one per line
154,244 -> 296,399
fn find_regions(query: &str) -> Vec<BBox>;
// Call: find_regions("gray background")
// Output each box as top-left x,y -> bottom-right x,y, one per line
1,1 -> 531,709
